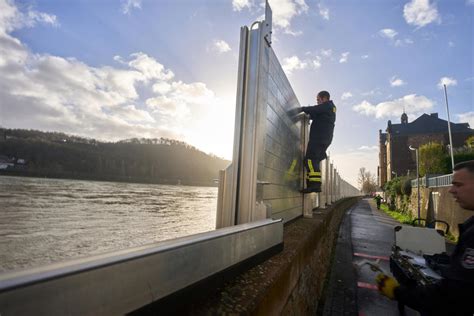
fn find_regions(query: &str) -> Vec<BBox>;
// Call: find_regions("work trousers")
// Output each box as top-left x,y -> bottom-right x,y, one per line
304,143 -> 329,187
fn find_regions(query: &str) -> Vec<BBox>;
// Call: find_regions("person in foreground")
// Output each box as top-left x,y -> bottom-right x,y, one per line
296,90 -> 336,193
376,160 -> 474,315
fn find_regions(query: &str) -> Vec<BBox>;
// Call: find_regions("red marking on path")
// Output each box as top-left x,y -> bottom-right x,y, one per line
357,281 -> 378,290
358,312 -> 366,316
353,252 -> 389,261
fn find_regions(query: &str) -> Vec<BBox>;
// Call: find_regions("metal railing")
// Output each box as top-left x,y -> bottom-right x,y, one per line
411,173 -> 453,188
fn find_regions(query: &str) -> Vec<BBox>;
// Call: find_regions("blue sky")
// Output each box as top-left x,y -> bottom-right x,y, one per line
0,0 -> 472,186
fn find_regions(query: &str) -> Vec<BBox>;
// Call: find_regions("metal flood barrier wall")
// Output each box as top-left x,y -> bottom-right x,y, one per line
216,3 -> 359,228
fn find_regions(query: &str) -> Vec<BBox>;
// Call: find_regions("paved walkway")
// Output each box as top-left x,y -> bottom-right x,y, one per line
321,198 -> 418,316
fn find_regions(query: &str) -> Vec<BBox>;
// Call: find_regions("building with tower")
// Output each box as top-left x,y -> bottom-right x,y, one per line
378,112 -> 473,187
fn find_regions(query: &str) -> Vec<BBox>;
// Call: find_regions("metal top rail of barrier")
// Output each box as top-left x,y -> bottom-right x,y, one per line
0,218 -> 283,315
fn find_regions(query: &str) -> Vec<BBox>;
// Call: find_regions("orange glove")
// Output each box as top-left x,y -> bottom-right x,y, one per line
375,273 -> 399,300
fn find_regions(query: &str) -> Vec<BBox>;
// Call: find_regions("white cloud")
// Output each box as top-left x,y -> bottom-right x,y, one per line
152,82 -> 171,95
312,57 -> 322,69
341,92 -> 353,100
127,52 -> 174,81
111,104 -> 155,123
358,145 -> 378,151
339,52 -> 349,63
282,54 -> 323,74
232,0 -> 308,36
361,54 -> 369,59
379,28 -> 398,39
0,0 -> 58,34
390,76 -> 406,87
26,10 -> 59,27
403,0 -> 440,28
318,3 -> 330,20
448,41 -> 455,47
361,89 -> 381,96
395,38 -> 414,46
379,29 -> 413,47
437,76 -> 457,89
232,0 -> 252,11
121,0 -> 142,14
282,55 -> 307,74
320,49 -> 332,57
268,0 -> 308,35
457,112 -> 474,127
211,39 -> 231,54
468,0 -> 474,6
352,94 -> 434,119
0,0 -> 235,159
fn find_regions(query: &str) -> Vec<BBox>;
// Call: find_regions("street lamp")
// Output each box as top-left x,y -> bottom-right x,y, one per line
444,84 -> 455,171
409,146 -> 421,221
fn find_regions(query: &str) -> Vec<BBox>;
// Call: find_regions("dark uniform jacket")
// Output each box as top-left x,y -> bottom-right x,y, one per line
395,216 -> 474,315
301,100 -> 336,145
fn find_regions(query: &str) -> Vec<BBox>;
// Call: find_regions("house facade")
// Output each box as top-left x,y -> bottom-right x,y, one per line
378,112 -> 473,187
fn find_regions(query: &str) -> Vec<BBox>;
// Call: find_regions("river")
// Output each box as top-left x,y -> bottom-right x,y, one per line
0,176 -> 217,273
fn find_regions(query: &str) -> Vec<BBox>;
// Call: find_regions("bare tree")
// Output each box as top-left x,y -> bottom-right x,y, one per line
358,167 -> 377,194
358,167 -> 367,189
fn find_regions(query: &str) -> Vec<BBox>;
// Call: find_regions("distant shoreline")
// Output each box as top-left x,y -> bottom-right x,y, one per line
0,170 -> 218,188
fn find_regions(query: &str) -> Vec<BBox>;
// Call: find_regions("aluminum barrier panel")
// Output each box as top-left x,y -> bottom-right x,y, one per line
216,1 -> 360,228
260,37 -> 305,222
216,2 -> 305,227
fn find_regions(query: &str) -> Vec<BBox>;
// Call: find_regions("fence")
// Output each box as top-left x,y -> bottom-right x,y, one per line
411,173 -> 453,188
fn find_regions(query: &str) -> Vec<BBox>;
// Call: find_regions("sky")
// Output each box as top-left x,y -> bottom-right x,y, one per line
0,0 -> 472,187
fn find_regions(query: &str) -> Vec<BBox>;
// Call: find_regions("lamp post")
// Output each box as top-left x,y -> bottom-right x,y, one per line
409,146 -> 421,220
444,84 -> 455,170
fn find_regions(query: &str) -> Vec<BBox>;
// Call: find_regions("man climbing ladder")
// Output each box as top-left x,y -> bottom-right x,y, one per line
296,90 -> 336,193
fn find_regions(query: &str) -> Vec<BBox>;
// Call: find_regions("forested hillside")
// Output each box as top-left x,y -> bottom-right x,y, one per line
0,128 -> 230,186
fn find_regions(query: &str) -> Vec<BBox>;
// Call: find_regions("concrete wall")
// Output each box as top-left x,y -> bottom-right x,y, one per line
408,187 -> 472,238
192,197 -> 359,315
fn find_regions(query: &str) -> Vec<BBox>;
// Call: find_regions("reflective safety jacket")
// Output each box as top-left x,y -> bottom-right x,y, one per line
395,215 -> 474,315
301,100 -> 336,145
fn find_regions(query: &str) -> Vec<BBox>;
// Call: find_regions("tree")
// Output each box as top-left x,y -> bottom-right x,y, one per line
419,141 -> 447,176
358,167 -> 377,194
466,136 -> 474,149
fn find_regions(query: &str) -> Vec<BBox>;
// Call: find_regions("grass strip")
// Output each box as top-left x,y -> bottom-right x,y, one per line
378,202 -> 458,243
379,203 -> 413,224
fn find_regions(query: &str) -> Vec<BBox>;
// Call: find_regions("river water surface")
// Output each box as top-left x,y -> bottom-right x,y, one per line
0,176 -> 217,272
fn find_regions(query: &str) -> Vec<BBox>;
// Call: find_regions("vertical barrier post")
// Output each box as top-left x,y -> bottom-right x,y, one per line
216,170 -> 225,228
303,114 -> 315,218
327,162 -> 333,205
332,167 -> 336,203
319,158 -> 327,208
337,172 -> 341,200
